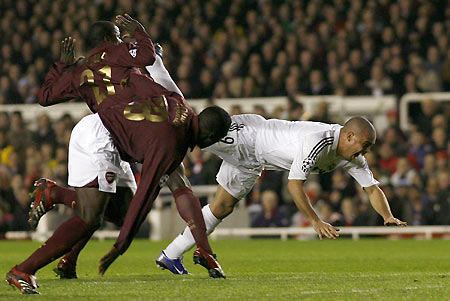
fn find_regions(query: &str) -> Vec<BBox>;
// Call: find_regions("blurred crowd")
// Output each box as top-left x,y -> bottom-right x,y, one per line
0,0 -> 449,234
1,0 -> 450,104
0,111 -> 75,234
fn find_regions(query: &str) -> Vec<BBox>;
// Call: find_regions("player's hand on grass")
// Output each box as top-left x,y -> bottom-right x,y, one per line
384,216 -> 407,227
60,37 -> 76,65
115,14 -> 145,37
312,220 -> 340,240
99,246 -> 120,276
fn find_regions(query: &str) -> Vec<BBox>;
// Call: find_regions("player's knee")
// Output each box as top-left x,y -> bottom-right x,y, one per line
167,171 -> 190,192
213,200 -> 235,219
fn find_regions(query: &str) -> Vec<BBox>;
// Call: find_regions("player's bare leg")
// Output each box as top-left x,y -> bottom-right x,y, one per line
209,185 -> 240,219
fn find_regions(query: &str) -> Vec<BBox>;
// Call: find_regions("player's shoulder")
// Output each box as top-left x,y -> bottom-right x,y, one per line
302,122 -> 337,140
230,114 -> 267,126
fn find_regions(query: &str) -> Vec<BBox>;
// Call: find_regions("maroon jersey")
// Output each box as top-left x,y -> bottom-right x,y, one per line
38,27 -> 200,254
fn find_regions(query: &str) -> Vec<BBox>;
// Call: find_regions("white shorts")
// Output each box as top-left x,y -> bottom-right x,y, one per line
216,161 -> 261,200
68,113 -> 137,193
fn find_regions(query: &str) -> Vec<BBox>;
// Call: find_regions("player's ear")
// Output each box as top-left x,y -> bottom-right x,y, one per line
347,131 -> 354,142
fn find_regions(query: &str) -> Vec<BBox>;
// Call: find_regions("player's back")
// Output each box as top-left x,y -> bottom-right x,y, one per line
72,41 -> 195,162
255,119 -> 338,171
76,53 -> 164,114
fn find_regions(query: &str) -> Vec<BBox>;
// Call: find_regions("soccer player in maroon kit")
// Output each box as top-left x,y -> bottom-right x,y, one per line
7,15 -> 230,294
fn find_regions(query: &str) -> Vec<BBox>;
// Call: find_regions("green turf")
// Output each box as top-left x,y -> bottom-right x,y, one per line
1,239 -> 449,300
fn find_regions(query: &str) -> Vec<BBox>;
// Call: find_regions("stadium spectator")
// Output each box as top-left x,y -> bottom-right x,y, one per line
7,112 -> 32,161
378,142 -> 398,175
401,185 -> 424,226
251,190 -> 291,228
391,157 -> 417,187
33,113 -> 56,146
408,131 -> 432,168
422,171 -> 450,225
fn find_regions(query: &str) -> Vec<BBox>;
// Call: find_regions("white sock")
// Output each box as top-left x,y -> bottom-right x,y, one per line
164,204 -> 221,259
145,56 -> 184,98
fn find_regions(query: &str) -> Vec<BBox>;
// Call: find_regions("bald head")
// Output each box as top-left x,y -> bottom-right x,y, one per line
338,117 -> 376,160
343,117 -> 376,142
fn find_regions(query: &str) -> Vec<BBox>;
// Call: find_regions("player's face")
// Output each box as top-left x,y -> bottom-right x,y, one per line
108,25 -> 122,44
345,132 -> 375,160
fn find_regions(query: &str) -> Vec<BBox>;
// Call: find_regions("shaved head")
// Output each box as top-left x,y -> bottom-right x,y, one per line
338,117 -> 377,160
343,117 -> 376,143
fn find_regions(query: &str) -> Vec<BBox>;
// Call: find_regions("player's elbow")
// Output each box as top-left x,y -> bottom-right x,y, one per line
287,179 -> 305,194
37,92 -> 51,107
137,53 -> 155,67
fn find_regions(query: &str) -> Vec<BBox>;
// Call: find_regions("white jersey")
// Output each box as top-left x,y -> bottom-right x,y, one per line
207,114 -> 378,188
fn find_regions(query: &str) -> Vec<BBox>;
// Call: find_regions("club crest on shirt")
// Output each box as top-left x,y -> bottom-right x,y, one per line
105,171 -> 116,184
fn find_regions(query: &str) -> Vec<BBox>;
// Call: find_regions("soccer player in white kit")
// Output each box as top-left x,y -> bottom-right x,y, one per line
158,114 -> 407,274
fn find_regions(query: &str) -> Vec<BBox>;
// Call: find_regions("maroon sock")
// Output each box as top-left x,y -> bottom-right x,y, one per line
50,185 -> 78,209
63,230 -> 94,266
173,187 -> 212,254
17,215 -> 90,275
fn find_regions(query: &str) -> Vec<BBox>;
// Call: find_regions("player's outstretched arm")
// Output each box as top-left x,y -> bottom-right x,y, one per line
364,185 -> 407,226
287,180 -> 340,240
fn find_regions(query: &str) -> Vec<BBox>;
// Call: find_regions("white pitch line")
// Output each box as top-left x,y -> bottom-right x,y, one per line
299,284 -> 445,295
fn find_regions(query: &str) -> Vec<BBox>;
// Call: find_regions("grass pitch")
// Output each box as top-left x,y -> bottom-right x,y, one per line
1,238 -> 449,300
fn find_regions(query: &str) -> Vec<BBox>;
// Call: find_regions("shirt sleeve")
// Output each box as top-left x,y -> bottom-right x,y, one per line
342,156 -> 379,187
38,62 -> 79,106
288,134 -> 334,180
104,27 -> 156,68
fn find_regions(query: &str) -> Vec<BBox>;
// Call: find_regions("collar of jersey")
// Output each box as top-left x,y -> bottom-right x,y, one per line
88,42 -> 116,58
332,126 -> 342,150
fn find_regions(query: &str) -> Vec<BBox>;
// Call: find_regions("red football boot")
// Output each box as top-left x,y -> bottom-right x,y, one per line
29,178 -> 56,230
193,247 -> 226,278
6,266 -> 39,294
53,257 -> 77,279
